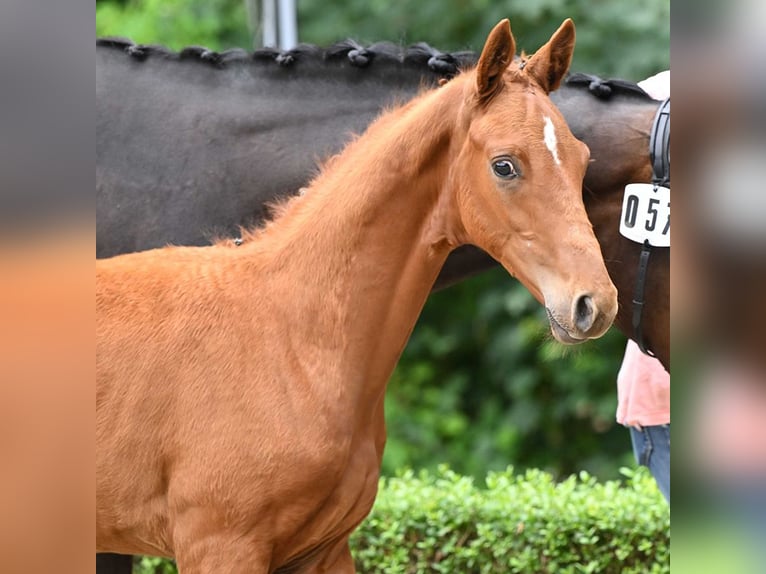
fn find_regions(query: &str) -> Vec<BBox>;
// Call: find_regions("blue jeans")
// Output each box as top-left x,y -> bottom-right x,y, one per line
629,424 -> 670,502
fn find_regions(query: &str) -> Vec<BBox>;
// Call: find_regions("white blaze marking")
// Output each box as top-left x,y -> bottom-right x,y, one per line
543,115 -> 561,167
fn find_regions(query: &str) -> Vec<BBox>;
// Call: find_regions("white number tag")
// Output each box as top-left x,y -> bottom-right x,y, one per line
619,183 -> 670,247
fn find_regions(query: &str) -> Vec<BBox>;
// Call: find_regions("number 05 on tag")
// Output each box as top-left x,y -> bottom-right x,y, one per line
619,183 -> 670,247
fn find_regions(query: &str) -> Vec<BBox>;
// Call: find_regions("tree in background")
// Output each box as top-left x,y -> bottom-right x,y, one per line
95,0 -> 669,481
297,0 -> 669,79
97,0 -> 251,49
382,271 -> 634,480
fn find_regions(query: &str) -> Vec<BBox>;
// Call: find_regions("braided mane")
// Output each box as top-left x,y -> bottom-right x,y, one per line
98,38 -> 652,101
96,37 -> 476,77
565,72 -> 650,100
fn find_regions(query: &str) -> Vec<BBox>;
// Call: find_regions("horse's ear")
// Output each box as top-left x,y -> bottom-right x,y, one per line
523,18 -> 575,94
476,19 -> 516,105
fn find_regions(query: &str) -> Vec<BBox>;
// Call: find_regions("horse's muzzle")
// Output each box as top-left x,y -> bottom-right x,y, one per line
546,290 -> 616,344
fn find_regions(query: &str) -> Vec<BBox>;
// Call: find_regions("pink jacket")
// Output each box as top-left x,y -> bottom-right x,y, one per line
616,340 -> 669,427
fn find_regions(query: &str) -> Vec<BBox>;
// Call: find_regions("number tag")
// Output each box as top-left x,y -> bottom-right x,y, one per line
619,183 -> 670,247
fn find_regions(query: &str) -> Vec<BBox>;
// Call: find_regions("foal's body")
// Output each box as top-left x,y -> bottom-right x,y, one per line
97,20 -> 617,572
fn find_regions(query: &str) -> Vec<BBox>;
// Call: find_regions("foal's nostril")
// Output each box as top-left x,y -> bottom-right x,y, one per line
574,294 -> 596,333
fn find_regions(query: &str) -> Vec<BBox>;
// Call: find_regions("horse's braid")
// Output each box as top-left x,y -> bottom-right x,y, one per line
427,53 -> 459,77
588,78 -> 613,98
275,52 -> 295,66
125,44 -> 149,60
348,47 -> 373,67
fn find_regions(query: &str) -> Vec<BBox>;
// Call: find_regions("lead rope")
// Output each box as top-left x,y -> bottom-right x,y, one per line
632,98 -> 670,356
632,240 -> 655,356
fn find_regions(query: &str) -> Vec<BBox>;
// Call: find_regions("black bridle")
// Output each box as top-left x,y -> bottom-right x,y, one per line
632,98 -> 670,356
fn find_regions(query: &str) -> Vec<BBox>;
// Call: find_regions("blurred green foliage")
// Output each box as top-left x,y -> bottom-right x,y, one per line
297,0 -> 669,79
96,0 -> 668,482
96,0 -> 251,49
383,271 -> 633,480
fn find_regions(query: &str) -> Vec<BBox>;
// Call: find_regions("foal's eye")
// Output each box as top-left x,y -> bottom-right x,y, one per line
492,158 -> 519,180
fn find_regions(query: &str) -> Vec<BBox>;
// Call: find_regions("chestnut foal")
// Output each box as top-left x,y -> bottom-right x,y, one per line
97,20 -> 616,573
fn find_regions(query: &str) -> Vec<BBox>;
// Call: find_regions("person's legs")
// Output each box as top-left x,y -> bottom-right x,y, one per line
630,424 -> 670,502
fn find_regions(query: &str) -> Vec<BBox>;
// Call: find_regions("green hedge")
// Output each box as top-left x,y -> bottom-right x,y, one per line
352,467 -> 668,573
135,466 -> 668,574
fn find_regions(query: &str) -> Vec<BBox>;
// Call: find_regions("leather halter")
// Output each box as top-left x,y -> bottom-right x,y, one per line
632,98 -> 670,356
649,99 -> 670,187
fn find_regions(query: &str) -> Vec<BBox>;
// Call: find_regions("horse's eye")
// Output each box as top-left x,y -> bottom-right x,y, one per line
492,158 -> 519,179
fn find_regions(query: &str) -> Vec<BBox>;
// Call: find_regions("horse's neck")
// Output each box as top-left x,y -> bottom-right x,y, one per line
572,93 -> 667,361
239,81 -> 462,405
131,50 -> 428,119
553,87 -> 657,188
572,92 -> 657,241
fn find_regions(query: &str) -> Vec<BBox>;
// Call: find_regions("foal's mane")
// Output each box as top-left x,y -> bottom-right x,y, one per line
96,37 -> 476,77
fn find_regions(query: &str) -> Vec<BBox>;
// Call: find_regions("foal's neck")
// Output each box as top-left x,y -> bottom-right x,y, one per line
242,79 -> 465,404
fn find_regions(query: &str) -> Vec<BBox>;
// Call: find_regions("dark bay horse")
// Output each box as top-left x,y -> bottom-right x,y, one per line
97,20 -> 616,572
96,35 -> 668,368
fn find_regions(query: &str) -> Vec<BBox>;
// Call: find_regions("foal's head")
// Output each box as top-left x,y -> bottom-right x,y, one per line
449,19 -> 618,343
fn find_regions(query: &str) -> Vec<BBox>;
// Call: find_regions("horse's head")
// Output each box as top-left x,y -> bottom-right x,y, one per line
448,19 -> 617,343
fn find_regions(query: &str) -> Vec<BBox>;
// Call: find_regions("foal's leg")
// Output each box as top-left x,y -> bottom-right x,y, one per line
172,515 -> 271,574
174,539 -> 355,574
173,537 -> 271,574
301,539 -> 356,574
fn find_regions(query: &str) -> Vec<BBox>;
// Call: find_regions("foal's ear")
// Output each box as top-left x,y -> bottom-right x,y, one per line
523,18 -> 576,94
476,19 -> 516,105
